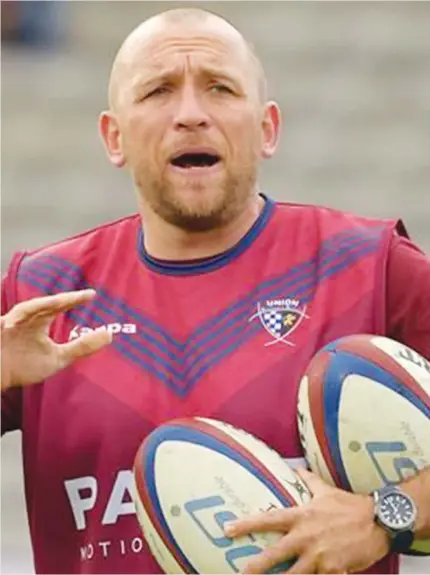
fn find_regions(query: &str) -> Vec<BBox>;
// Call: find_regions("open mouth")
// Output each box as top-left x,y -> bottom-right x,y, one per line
170,152 -> 221,169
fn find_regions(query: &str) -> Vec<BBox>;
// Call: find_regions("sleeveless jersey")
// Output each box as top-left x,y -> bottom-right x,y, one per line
1,197 -> 403,574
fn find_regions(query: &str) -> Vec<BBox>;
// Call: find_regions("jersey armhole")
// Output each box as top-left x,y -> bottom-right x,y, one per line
394,219 -> 410,240
375,220 -> 408,336
3,251 -> 28,312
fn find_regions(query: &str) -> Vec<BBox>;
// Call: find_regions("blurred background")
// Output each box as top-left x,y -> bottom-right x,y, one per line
1,1 -> 429,573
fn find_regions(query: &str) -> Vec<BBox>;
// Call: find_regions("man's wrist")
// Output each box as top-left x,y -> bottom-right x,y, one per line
363,494 -> 391,553
401,479 -> 428,536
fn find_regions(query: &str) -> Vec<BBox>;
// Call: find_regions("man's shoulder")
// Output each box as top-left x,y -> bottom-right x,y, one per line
275,199 -> 395,225
273,199 -> 407,237
3,214 -> 141,305
17,213 -> 141,265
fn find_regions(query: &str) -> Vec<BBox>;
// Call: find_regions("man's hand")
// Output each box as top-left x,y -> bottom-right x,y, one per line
1,290 -> 112,390
224,469 -> 390,574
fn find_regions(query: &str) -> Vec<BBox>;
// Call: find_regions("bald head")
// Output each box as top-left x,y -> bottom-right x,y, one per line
107,8 -> 267,110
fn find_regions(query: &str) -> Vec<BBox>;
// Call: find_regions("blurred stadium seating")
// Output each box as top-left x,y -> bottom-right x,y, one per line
1,2 -> 429,573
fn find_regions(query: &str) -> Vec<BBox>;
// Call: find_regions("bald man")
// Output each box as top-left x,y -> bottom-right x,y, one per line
2,8 -> 430,575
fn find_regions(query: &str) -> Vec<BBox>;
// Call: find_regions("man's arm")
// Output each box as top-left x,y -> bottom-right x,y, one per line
223,232 -> 430,574
386,232 -> 430,535
386,233 -> 430,359
402,467 -> 430,537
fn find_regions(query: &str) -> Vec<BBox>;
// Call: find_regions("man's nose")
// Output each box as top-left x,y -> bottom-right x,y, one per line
173,84 -> 211,131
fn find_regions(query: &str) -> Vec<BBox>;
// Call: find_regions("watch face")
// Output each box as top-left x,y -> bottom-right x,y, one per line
379,492 -> 416,530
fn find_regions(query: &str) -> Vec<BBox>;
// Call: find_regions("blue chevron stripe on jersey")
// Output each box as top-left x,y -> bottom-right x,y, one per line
18,228 -> 383,395
18,228 -> 380,358
19,231 -> 378,373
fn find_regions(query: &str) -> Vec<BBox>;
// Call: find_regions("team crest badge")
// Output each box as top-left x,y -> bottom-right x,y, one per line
249,298 -> 309,346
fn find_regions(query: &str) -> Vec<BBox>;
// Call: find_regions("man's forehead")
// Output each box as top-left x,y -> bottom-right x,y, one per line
132,38 -> 246,78
125,24 -> 249,73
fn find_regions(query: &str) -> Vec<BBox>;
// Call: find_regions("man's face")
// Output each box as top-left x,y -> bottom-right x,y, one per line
103,19 -> 279,231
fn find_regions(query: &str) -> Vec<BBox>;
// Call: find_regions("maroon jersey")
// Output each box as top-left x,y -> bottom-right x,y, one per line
2,196 -> 428,574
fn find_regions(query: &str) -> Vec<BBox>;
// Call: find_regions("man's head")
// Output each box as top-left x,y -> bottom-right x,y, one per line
100,8 -> 281,232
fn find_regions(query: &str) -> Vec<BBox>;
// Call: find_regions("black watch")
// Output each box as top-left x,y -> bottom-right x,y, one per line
372,485 -> 417,553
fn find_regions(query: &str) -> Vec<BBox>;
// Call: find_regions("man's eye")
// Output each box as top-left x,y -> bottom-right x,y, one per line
210,83 -> 234,94
145,86 -> 171,99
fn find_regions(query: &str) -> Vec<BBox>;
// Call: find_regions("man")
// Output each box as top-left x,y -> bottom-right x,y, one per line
1,7 -> 430,575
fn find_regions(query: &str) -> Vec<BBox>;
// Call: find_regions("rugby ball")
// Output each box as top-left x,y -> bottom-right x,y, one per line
133,417 -> 311,574
297,334 -> 430,555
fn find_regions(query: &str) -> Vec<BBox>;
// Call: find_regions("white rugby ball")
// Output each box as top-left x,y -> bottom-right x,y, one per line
297,334 -> 430,555
133,417 -> 311,574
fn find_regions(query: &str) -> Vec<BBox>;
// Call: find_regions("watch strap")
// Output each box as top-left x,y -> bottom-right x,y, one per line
390,530 -> 415,554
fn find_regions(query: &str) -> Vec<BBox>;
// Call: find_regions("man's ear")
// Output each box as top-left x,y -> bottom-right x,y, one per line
99,111 -> 126,167
261,100 -> 282,159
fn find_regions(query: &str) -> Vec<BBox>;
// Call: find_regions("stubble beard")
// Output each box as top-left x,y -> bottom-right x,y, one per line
139,166 -> 258,233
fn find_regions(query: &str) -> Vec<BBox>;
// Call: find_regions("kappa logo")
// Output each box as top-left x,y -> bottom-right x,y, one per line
249,298 -> 309,346
68,323 -> 137,341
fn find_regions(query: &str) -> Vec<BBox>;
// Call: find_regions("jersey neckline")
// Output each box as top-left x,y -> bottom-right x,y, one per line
137,194 -> 275,276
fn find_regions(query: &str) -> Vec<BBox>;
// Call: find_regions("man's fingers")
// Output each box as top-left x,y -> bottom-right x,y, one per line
243,536 -> 300,574
284,552 -> 315,574
225,508 -> 299,538
4,290 -> 97,327
287,554 -> 346,575
58,327 -> 113,367
295,468 -> 334,498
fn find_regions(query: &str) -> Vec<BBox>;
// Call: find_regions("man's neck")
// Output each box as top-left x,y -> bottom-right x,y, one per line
140,194 -> 265,262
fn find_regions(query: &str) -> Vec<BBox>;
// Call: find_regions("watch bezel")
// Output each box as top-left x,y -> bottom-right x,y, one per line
374,486 -> 417,533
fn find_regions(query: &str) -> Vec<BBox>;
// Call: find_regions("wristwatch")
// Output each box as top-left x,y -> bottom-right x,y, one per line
372,485 -> 417,553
